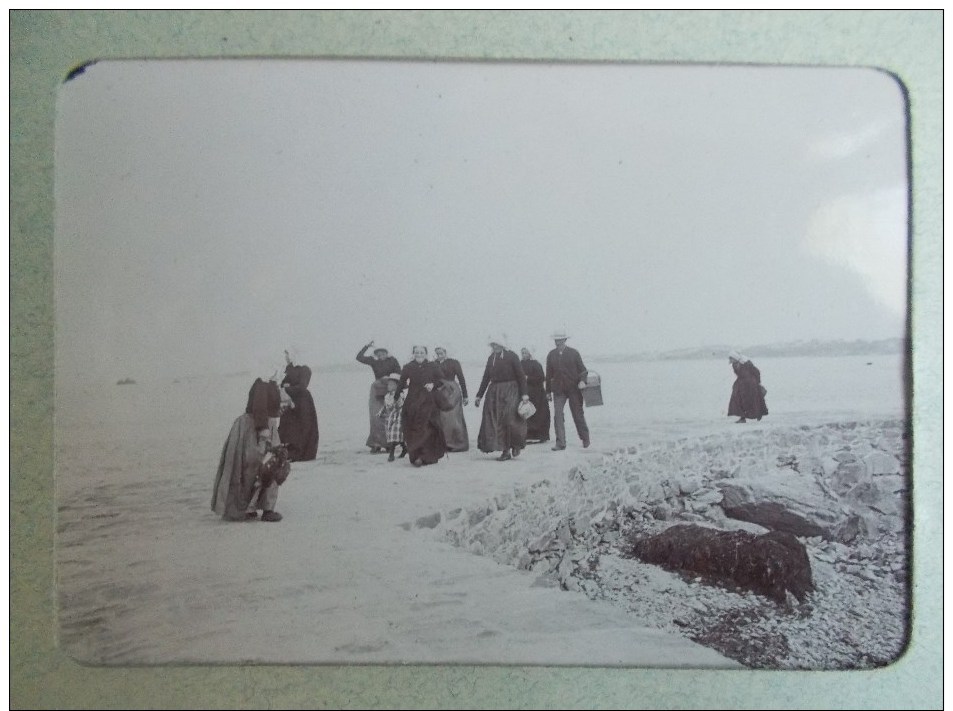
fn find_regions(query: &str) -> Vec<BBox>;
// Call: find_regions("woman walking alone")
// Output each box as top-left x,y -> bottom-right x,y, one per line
727,351 -> 768,423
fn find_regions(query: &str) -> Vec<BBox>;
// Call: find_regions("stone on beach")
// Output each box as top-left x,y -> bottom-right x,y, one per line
626,524 -> 814,604
678,477 -> 702,495
415,512 -> 441,529
863,450 -> 900,476
722,501 -> 828,539
832,461 -> 869,495
433,418 -> 908,670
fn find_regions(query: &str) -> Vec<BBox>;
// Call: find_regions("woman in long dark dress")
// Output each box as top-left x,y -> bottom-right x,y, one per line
727,351 -> 768,423
278,350 -> 320,461
212,374 -> 284,522
475,338 -> 529,461
396,346 -> 448,467
433,346 -> 469,452
356,341 -> 402,453
520,348 -> 550,443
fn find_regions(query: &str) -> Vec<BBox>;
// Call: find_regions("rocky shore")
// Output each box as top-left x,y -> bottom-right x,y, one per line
412,419 -> 909,669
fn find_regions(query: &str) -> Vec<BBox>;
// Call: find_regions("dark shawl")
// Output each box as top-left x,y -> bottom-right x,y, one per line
727,360 -> 769,419
246,378 -> 281,430
476,349 -> 527,399
279,363 -> 320,461
436,357 -> 468,399
212,413 -> 262,521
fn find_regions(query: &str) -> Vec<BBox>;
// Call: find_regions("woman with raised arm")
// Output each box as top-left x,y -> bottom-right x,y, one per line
278,349 -> 319,461
356,340 -> 402,453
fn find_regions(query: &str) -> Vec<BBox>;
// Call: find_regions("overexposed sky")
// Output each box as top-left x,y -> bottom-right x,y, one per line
55,60 -> 908,380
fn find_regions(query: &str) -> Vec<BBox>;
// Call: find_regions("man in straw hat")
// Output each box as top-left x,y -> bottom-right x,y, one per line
545,330 -> 591,450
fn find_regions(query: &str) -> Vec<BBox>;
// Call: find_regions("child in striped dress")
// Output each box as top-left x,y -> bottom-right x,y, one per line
378,373 -> 408,462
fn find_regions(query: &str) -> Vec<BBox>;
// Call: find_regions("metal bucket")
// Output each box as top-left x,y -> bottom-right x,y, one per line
582,371 -> 603,407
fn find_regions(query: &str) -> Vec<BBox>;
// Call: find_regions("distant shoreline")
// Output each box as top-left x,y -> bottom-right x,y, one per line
58,339 -> 906,385
591,338 -> 906,365
322,339 -> 907,372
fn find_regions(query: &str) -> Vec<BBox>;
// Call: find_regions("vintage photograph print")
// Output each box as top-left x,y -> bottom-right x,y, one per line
54,60 -> 909,668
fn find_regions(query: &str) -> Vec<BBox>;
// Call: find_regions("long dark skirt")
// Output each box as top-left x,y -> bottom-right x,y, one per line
727,378 -> 769,419
366,379 -> 389,449
402,390 -> 447,465
435,380 -> 469,452
211,414 -> 262,521
478,381 -> 527,453
525,382 -> 551,442
279,389 -> 319,461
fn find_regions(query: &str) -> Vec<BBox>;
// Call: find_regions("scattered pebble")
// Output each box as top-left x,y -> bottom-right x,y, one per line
434,419 -> 909,669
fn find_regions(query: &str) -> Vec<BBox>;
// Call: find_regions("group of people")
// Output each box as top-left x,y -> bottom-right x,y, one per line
211,336 -> 769,523
356,331 -> 593,466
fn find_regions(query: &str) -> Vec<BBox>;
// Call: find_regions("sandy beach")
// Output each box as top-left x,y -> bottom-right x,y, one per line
54,354 -> 906,668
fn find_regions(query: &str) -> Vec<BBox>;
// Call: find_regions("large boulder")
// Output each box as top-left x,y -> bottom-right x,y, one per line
627,524 -> 814,603
717,470 -> 843,534
722,501 -> 829,539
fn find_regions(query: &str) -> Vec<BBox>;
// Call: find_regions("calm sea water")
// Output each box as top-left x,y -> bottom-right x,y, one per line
56,353 -> 906,488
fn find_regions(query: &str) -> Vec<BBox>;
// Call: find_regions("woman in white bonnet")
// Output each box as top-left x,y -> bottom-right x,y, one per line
474,337 -> 529,461
727,350 -> 768,423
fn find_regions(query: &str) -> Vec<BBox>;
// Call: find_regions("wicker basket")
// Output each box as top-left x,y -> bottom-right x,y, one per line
582,371 -> 603,407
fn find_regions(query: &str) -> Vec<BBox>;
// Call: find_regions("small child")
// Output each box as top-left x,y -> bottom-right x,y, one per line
378,373 -> 407,462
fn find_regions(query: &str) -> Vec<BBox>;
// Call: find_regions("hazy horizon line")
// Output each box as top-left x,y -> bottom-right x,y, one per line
57,336 -> 906,385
